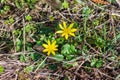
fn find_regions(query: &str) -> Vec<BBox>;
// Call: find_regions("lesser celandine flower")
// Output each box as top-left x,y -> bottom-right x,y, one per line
42,40 -> 58,56
56,21 -> 77,40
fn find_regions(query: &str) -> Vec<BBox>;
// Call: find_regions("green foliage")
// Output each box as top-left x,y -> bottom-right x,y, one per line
48,64 -> 58,70
16,39 -> 22,51
15,0 -> 24,10
95,37 -> 106,48
108,0 -> 116,3
37,24 -> 53,35
20,54 -> 26,62
61,43 -> 77,60
30,53 -> 41,61
56,37 -> 65,44
62,62 -> 73,68
0,0 -> 6,3
25,15 -> 32,21
91,58 -> 103,68
62,0 -> 69,9
24,65 -> 34,73
25,24 -> 35,33
4,17 -> 15,24
0,65 -> 4,74
53,54 -> 64,61
49,15 -> 55,21
61,44 -> 77,55
15,0 -> 37,10
0,5 -> 10,14
3,5 -> 10,11
82,6 -> 93,17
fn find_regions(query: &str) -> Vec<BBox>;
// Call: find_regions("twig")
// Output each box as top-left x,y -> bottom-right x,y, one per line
34,56 -> 48,73
73,60 -> 86,80
96,69 -> 115,79
110,13 -> 117,43
85,42 -> 101,54
23,18 -> 26,54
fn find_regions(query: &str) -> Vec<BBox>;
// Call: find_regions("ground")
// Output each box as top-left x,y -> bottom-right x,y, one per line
0,0 -> 120,80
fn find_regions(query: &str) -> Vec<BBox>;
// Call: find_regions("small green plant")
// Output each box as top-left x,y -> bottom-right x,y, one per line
61,43 -> 77,60
62,0 -> 69,9
0,5 -> 10,14
4,17 -> 15,24
25,14 -> 32,21
24,65 -> 34,73
95,37 -> 106,48
0,65 -> 4,74
91,58 -> 103,68
15,0 -> 37,10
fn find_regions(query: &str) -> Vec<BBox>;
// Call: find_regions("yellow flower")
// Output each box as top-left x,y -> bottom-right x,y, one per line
56,21 -> 77,40
42,40 -> 58,56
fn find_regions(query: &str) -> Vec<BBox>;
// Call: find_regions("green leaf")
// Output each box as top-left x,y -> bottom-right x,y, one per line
53,54 -> 64,61
61,44 -> 77,56
31,0 -> 36,3
108,0 -> 116,3
16,39 -> 22,51
25,15 -> 32,21
30,53 -> 41,61
25,24 -> 35,32
62,62 -> 73,68
3,5 -> 10,11
49,15 -> 55,21
9,17 -> 14,24
91,58 -> 103,68
0,65 -> 4,74
82,6 -> 92,17
24,65 -> 34,73
48,64 -> 58,70
96,59 -> 103,68
15,0 -> 23,10
91,58 -> 97,67
61,44 -> 71,56
62,0 -> 69,9
20,54 -> 26,62
95,37 -> 106,48
56,37 -> 65,44
66,55 -> 75,61
0,0 -> 5,3
69,44 -> 77,54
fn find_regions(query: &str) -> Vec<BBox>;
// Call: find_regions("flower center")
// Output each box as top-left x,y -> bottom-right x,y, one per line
48,45 -> 54,52
64,28 -> 70,34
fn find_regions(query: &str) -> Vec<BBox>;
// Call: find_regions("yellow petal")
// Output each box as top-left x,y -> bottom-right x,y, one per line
43,49 -> 48,52
52,41 -> 56,45
59,24 -> 64,30
54,48 -> 58,51
68,23 -> 74,29
63,21 -> 67,28
55,45 -> 58,48
71,29 -> 77,32
65,34 -> 69,40
62,33 -> 65,37
52,41 -> 56,46
47,40 -> 51,46
52,51 -> 55,55
47,51 -> 51,56
56,30 -> 63,33
42,44 -> 48,48
69,32 -> 75,36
